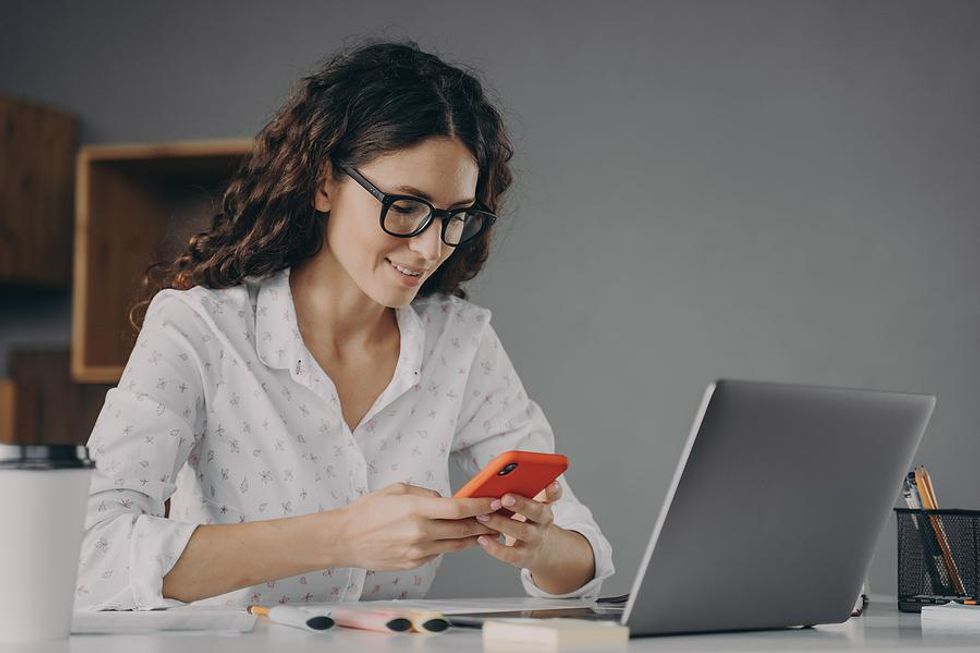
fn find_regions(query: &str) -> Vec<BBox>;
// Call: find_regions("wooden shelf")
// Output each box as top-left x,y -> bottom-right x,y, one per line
1,349 -> 112,445
0,379 -> 26,444
0,94 -> 77,288
72,139 -> 252,383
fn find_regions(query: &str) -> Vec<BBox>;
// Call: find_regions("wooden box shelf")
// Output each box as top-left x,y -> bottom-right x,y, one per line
0,94 -> 77,288
72,139 -> 252,383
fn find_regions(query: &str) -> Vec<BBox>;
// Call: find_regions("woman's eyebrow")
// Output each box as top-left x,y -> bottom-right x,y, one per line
394,184 -> 475,208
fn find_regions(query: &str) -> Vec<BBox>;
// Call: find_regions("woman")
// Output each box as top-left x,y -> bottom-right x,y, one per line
76,40 -> 614,610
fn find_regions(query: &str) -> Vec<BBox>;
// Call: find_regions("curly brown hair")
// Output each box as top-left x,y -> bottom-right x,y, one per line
130,39 -> 514,331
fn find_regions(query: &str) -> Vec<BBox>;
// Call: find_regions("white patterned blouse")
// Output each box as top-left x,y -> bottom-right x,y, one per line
75,266 -> 614,610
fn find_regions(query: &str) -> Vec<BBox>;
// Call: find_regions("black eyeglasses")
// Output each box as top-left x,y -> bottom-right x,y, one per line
340,165 -> 497,247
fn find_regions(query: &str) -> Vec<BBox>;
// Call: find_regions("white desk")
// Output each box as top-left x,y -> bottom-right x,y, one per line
8,598 -> 979,652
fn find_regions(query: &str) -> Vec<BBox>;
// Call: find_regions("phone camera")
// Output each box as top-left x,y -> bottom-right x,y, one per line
498,462 -> 518,476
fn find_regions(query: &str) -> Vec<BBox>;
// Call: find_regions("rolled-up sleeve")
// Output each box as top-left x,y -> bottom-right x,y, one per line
450,312 -> 615,600
75,291 -> 208,610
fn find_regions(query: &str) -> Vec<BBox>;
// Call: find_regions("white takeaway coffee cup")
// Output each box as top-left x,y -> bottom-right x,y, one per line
0,444 -> 95,642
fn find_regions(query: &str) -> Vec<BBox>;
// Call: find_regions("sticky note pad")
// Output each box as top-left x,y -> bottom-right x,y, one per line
482,617 -> 629,650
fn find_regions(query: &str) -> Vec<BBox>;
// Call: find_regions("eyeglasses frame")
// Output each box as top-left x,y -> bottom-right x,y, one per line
340,164 -> 497,247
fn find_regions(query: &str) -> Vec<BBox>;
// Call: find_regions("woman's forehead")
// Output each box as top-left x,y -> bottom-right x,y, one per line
363,138 -> 479,196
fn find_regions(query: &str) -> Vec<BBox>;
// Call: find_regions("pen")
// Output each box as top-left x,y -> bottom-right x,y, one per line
329,607 -> 413,633
247,605 -> 334,632
402,609 -> 450,634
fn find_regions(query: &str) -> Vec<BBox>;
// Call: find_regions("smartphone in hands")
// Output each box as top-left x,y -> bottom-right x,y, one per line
453,450 -> 568,517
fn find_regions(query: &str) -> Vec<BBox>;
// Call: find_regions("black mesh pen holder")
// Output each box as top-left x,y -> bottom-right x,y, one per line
895,508 -> 980,612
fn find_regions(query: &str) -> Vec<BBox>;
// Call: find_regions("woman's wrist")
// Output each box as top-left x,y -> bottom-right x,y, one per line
303,506 -> 353,570
526,526 -> 596,595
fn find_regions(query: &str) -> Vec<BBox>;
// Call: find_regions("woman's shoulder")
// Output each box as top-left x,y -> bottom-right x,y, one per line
144,282 -> 252,336
411,292 -> 493,333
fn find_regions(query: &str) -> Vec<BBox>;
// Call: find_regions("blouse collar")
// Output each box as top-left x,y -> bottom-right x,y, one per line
254,267 -> 425,403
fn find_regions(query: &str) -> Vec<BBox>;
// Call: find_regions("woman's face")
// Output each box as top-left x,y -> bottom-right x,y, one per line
315,136 -> 479,308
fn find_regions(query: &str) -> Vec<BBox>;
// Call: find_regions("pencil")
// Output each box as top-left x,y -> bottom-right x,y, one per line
915,466 -> 966,595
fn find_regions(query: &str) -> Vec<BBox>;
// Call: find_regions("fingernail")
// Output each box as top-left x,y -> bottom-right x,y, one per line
478,536 -> 489,546
476,513 -> 490,522
502,495 -> 516,507
490,499 -> 502,511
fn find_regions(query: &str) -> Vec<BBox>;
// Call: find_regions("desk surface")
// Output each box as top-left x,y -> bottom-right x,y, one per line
11,598 -> 980,652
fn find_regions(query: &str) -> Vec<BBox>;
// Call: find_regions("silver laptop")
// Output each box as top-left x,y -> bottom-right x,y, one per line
450,379 -> 935,636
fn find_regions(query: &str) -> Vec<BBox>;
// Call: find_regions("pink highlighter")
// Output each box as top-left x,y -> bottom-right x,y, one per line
329,607 -> 413,633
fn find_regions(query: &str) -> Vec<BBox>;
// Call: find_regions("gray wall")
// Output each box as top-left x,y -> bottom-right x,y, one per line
2,0 -> 977,600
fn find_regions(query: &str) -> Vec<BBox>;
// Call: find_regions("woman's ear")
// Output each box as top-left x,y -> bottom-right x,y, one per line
313,180 -> 332,213
313,163 -> 334,213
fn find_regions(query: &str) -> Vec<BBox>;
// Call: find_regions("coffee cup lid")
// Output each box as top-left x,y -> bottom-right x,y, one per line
0,444 -> 95,470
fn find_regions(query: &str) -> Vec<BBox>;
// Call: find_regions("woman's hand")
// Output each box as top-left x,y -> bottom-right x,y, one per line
473,481 -> 563,571
474,481 -> 597,594
331,482 -> 498,571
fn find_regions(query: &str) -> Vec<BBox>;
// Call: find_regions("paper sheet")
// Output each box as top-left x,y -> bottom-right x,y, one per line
72,606 -> 256,634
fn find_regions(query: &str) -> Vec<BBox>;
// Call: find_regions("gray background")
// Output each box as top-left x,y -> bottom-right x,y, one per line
1,0 -> 977,600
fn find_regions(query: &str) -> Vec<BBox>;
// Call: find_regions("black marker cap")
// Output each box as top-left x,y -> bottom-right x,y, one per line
387,617 -> 413,632
306,615 -> 334,630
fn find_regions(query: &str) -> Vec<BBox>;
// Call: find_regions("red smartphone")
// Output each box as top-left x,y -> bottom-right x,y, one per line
453,450 -> 568,517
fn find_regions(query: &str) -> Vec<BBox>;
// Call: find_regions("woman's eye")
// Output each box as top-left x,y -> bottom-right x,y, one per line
391,201 -> 426,216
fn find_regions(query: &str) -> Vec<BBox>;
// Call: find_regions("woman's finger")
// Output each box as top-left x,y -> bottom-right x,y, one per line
492,494 -> 553,526
426,517 -> 497,541
477,533 -> 525,566
544,480 -> 563,502
418,496 -> 497,520
416,534 -> 485,558
384,482 -> 441,498
476,512 -> 535,543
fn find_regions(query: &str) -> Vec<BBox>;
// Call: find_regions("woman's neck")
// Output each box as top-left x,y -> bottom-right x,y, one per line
288,255 -> 397,359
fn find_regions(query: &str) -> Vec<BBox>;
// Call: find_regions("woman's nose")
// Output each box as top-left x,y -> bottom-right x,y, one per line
409,217 -> 445,261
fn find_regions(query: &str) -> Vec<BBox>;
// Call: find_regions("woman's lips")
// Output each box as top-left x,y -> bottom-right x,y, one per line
386,258 -> 425,286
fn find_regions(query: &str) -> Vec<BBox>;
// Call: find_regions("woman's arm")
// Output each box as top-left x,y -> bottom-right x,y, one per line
78,292 -> 210,610
164,483 -> 498,603
161,511 -> 343,603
